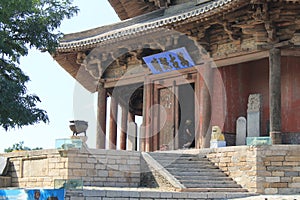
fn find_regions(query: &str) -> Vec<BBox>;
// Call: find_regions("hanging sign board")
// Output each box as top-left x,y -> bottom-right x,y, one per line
143,47 -> 195,74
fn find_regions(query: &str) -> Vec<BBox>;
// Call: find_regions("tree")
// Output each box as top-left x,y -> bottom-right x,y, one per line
4,141 -> 42,152
0,0 -> 78,130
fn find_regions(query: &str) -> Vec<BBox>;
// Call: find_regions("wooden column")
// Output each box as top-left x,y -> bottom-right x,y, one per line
96,83 -> 107,149
269,48 -> 282,144
127,112 -> 137,151
109,96 -> 118,149
198,64 -> 213,149
128,112 -> 135,123
120,106 -> 128,150
141,81 -> 148,152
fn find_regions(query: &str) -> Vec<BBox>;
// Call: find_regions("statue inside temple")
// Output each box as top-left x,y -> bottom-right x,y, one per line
182,119 -> 195,149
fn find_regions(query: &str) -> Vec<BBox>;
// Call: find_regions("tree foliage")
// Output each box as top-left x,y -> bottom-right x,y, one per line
4,141 -> 42,152
0,0 -> 78,130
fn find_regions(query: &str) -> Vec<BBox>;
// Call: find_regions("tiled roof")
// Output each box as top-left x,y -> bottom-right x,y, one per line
57,0 -> 234,52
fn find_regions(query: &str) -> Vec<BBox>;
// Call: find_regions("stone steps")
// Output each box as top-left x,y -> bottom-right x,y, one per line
67,188 -> 254,199
179,179 -> 237,184
172,171 -> 228,177
148,152 -> 249,194
166,166 -> 221,171
176,175 -> 233,181
183,182 -> 242,188
179,187 -> 249,193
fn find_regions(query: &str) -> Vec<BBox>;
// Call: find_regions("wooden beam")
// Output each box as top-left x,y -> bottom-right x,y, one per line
103,74 -> 146,88
214,51 -> 269,67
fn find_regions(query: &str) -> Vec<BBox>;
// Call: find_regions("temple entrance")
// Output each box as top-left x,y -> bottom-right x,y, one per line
178,83 -> 195,149
152,73 -> 196,151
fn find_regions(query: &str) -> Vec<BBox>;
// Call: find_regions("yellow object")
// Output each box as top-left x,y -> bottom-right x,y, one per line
211,126 -> 225,141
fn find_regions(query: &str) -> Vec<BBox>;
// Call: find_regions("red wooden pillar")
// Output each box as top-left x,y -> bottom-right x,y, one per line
109,96 -> 118,149
120,106 -> 128,150
269,48 -> 282,144
96,83 -> 107,149
197,63 -> 213,149
143,80 -> 153,152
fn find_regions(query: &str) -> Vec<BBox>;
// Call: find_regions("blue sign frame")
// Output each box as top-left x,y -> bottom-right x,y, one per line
0,189 -> 64,200
143,47 -> 195,74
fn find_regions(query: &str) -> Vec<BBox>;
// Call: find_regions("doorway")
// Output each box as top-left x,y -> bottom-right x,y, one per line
178,83 -> 195,149
155,82 -> 195,150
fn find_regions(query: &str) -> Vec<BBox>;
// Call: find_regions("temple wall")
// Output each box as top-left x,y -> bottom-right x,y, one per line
2,148 -> 141,188
206,145 -> 300,194
4,149 -> 67,188
212,56 -> 300,143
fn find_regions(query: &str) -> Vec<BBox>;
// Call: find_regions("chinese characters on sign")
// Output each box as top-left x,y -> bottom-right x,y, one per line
143,47 -> 195,74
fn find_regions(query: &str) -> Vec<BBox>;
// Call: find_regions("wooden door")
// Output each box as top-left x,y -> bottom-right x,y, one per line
157,85 -> 177,150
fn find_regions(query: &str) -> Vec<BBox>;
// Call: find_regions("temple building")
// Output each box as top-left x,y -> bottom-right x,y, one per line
53,0 -> 300,151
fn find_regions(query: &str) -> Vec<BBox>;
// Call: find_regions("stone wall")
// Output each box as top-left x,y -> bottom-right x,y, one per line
67,148 -> 140,187
206,145 -> 300,194
2,148 -> 141,188
3,149 -> 67,188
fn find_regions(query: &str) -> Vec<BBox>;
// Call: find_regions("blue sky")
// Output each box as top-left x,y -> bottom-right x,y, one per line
0,0 -> 120,152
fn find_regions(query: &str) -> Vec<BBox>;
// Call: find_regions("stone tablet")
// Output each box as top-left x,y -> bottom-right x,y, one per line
236,117 -> 247,145
247,94 -> 262,137
0,157 -> 9,176
127,122 -> 137,151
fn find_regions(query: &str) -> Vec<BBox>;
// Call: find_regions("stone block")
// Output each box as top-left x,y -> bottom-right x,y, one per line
123,191 -> 139,198
281,177 -> 292,182
271,161 -> 283,166
279,188 -> 300,194
86,158 -> 97,163
285,156 -> 300,162
56,162 -> 65,169
284,161 -> 300,166
103,182 -> 116,187
68,162 -> 82,169
97,170 -> 108,177
140,192 -> 160,198
127,159 -> 140,165
269,182 -> 288,188
293,177 -> 300,182
207,192 -> 227,199
59,169 -> 68,176
266,177 -> 280,183
285,171 -> 299,176
172,192 -> 188,198
160,192 -> 172,198
87,169 -> 97,176
72,169 -> 86,177
116,159 -> 127,164
264,188 -> 278,194
272,171 -> 284,176
289,182 -> 300,188
82,163 -> 94,169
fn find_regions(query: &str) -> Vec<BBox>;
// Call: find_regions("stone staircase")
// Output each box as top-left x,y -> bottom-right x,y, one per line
146,152 -> 249,193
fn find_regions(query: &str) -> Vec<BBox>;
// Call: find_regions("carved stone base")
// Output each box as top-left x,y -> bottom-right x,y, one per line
70,135 -> 88,143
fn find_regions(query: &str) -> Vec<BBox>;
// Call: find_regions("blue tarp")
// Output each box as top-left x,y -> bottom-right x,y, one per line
0,189 -> 64,200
